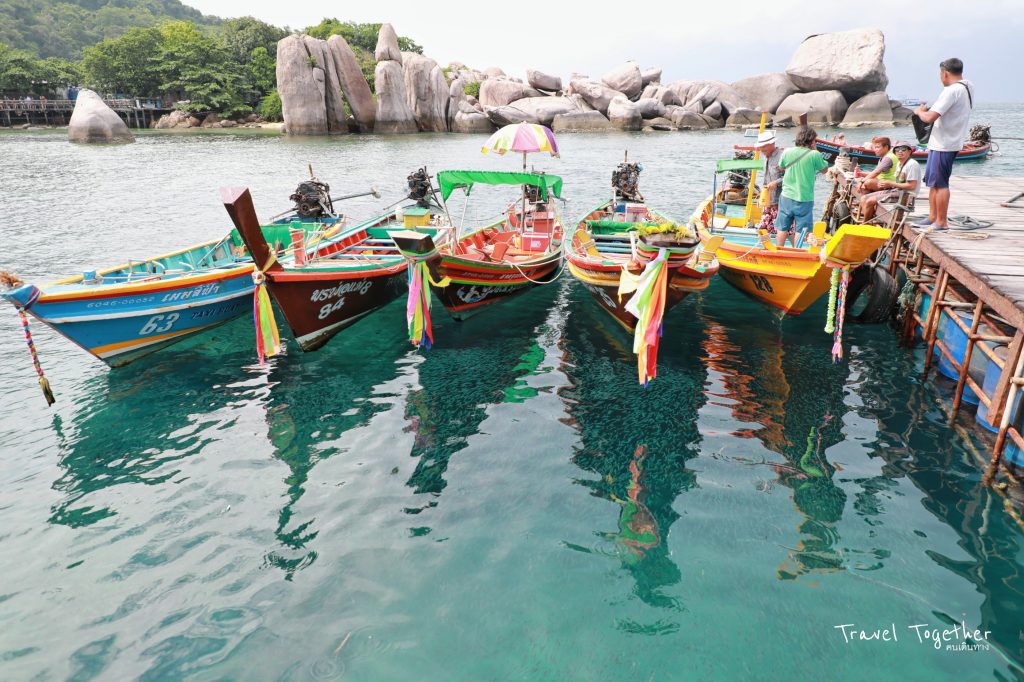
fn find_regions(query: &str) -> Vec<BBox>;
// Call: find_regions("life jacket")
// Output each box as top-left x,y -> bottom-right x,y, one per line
878,150 -> 900,182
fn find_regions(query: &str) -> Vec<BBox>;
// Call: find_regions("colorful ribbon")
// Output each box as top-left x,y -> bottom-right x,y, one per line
831,268 -> 850,362
824,268 -> 840,334
18,310 -> 55,406
251,269 -> 281,364
624,248 -> 668,386
405,253 -> 450,349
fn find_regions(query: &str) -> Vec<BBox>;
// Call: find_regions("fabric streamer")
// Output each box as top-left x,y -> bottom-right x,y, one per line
824,268 -> 840,334
18,310 -> 55,406
405,253 -> 450,349
624,248 -> 668,386
251,269 -> 281,364
831,268 -> 850,362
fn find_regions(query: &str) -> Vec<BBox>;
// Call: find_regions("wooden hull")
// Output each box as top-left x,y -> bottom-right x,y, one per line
815,138 -> 991,166
434,251 -> 562,320
692,197 -> 889,315
224,188 -> 412,351
263,266 -> 408,351
567,199 -> 717,330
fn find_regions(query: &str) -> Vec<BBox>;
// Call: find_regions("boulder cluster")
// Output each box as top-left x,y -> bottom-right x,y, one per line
275,25 -> 909,135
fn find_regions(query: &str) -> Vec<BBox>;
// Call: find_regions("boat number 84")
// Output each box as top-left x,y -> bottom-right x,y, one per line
139,313 -> 179,335
749,274 -> 774,293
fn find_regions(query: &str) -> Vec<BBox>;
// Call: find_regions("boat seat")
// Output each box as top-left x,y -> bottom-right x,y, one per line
459,252 -> 486,261
712,216 -> 730,230
492,242 -> 510,261
493,232 -> 515,244
574,229 -> 601,258
699,235 -> 724,263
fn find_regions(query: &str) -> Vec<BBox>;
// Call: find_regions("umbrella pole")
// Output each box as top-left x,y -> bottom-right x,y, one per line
520,151 -> 528,231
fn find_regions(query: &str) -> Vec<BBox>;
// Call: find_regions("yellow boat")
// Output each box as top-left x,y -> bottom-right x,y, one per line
692,194 -> 891,315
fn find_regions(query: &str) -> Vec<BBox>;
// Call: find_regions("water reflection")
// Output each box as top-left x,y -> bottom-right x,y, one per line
48,321 -> 259,528
560,285 -> 705,611
699,308 -> 850,581
402,285 -> 560,514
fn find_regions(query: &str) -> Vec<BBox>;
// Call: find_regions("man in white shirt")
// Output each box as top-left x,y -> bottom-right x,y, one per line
912,58 -> 974,230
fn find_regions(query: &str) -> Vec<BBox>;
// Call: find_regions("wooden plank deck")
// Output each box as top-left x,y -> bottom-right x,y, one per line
900,176 -> 1024,327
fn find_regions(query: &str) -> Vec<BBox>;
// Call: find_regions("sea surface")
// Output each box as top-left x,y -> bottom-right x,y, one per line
1,105 -> 1023,680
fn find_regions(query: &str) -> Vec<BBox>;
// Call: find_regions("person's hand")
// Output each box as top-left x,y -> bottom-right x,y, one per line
914,105 -> 928,116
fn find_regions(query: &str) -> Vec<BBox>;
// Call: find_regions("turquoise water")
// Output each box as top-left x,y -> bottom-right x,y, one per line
2,106 -> 1024,680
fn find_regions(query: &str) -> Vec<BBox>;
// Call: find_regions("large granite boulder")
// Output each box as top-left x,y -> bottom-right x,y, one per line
328,35 -> 375,132
891,105 -> 913,123
725,108 -> 763,126
602,62 -> 643,100
374,60 -> 417,133
568,78 -> 624,115
306,36 -> 347,133
153,109 -> 198,129
607,96 -> 642,130
700,113 -> 724,129
568,93 -> 594,112
374,23 -> 402,62
667,79 -> 751,115
502,96 -> 579,127
68,89 -> 134,143
484,105 -> 537,126
786,28 -> 888,99
634,97 -> 667,119
483,66 -> 506,79
453,109 -> 495,133
643,116 -> 673,131
775,90 -> 848,124
641,68 -> 662,86
277,35 -> 328,135
730,72 -> 798,114
668,109 -> 710,130
703,101 -> 723,120
527,69 -> 562,92
403,52 -> 449,132
552,110 -> 613,132
479,79 -> 526,107
840,91 -> 894,126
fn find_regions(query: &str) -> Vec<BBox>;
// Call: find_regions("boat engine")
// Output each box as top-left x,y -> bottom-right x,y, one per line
407,167 -> 433,208
969,124 -> 991,144
612,162 -> 644,202
289,180 -> 333,219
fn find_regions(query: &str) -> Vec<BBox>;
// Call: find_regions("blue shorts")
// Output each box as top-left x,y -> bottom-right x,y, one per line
776,196 -> 814,234
925,150 -> 957,189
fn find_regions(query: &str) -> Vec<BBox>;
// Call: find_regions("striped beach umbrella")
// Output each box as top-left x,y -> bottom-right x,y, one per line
482,123 -> 560,169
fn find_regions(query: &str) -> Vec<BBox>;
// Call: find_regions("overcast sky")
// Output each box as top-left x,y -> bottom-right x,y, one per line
188,0 -> 1021,101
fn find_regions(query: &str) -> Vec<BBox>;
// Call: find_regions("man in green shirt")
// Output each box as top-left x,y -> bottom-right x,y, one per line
775,126 -> 830,248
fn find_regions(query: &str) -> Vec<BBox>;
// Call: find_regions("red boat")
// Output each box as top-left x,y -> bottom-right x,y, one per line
390,169 -> 564,321
223,187 -> 436,351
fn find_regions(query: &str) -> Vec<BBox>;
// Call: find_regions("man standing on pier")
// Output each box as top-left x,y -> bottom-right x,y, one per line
912,58 -> 975,231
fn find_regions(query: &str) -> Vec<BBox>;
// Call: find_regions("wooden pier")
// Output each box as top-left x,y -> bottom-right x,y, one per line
887,175 -> 1024,485
0,98 -> 170,129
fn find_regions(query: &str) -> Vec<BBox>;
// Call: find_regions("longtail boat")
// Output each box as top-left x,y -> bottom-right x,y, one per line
567,160 -> 719,332
566,158 -> 719,385
0,175 -> 369,367
221,176 -> 440,352
814,137 -> 991,165
389,169 -> 564,338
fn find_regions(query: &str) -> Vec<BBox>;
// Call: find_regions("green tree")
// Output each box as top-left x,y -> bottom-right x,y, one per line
82,27 -> 162,95
258,89 -> 282,121
247,45 -> 276,96
220,16 -> 287,65
36,57 -> 82,90
0,42 -> 38,92
156,21 -> 248,116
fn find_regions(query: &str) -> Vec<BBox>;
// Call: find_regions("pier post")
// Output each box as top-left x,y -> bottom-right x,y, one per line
922,268 -> 949,375
950,299 -> 984,419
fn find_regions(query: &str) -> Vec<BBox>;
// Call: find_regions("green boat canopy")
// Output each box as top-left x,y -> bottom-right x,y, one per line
437,170 -> 563,202
715,158 -> 765,173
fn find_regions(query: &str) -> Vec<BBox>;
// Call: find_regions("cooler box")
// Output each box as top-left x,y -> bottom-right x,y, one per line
624,204 -> 648,222
404,207 -> 430,228
522,233 -> 551,252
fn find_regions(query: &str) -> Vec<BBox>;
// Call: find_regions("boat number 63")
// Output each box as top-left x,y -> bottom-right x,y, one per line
749,274 -> 774,294
139,313 -> 179,335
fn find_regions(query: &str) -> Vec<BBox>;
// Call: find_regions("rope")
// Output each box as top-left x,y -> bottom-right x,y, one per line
714,239 -> 764,262
18,310 -> 55,406
509,253 -> 565,284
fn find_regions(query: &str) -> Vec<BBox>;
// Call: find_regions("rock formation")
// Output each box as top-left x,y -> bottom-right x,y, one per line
67,89 -> 134,143
775,90 -> 849,124
327,35 -> 376,132
276,35 -> 328,135
602,62 -> 643,100
479,79 -> 526,107
786,28 -> 888,99
306,36 -> 347,133
403,52 -> 449,132
373,25 -> 417,133
730,73 -> 798,114
840,91 -> 894,126
607,96 -> 642,130
527,69 -> 562,92
567,78 -> 623,115
552,111 -> 613,132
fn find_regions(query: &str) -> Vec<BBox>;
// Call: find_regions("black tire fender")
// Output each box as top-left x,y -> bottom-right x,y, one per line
845,264 -> 899,324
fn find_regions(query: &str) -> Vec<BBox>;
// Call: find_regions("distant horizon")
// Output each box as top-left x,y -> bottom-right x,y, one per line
181,0 -> 1021,103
